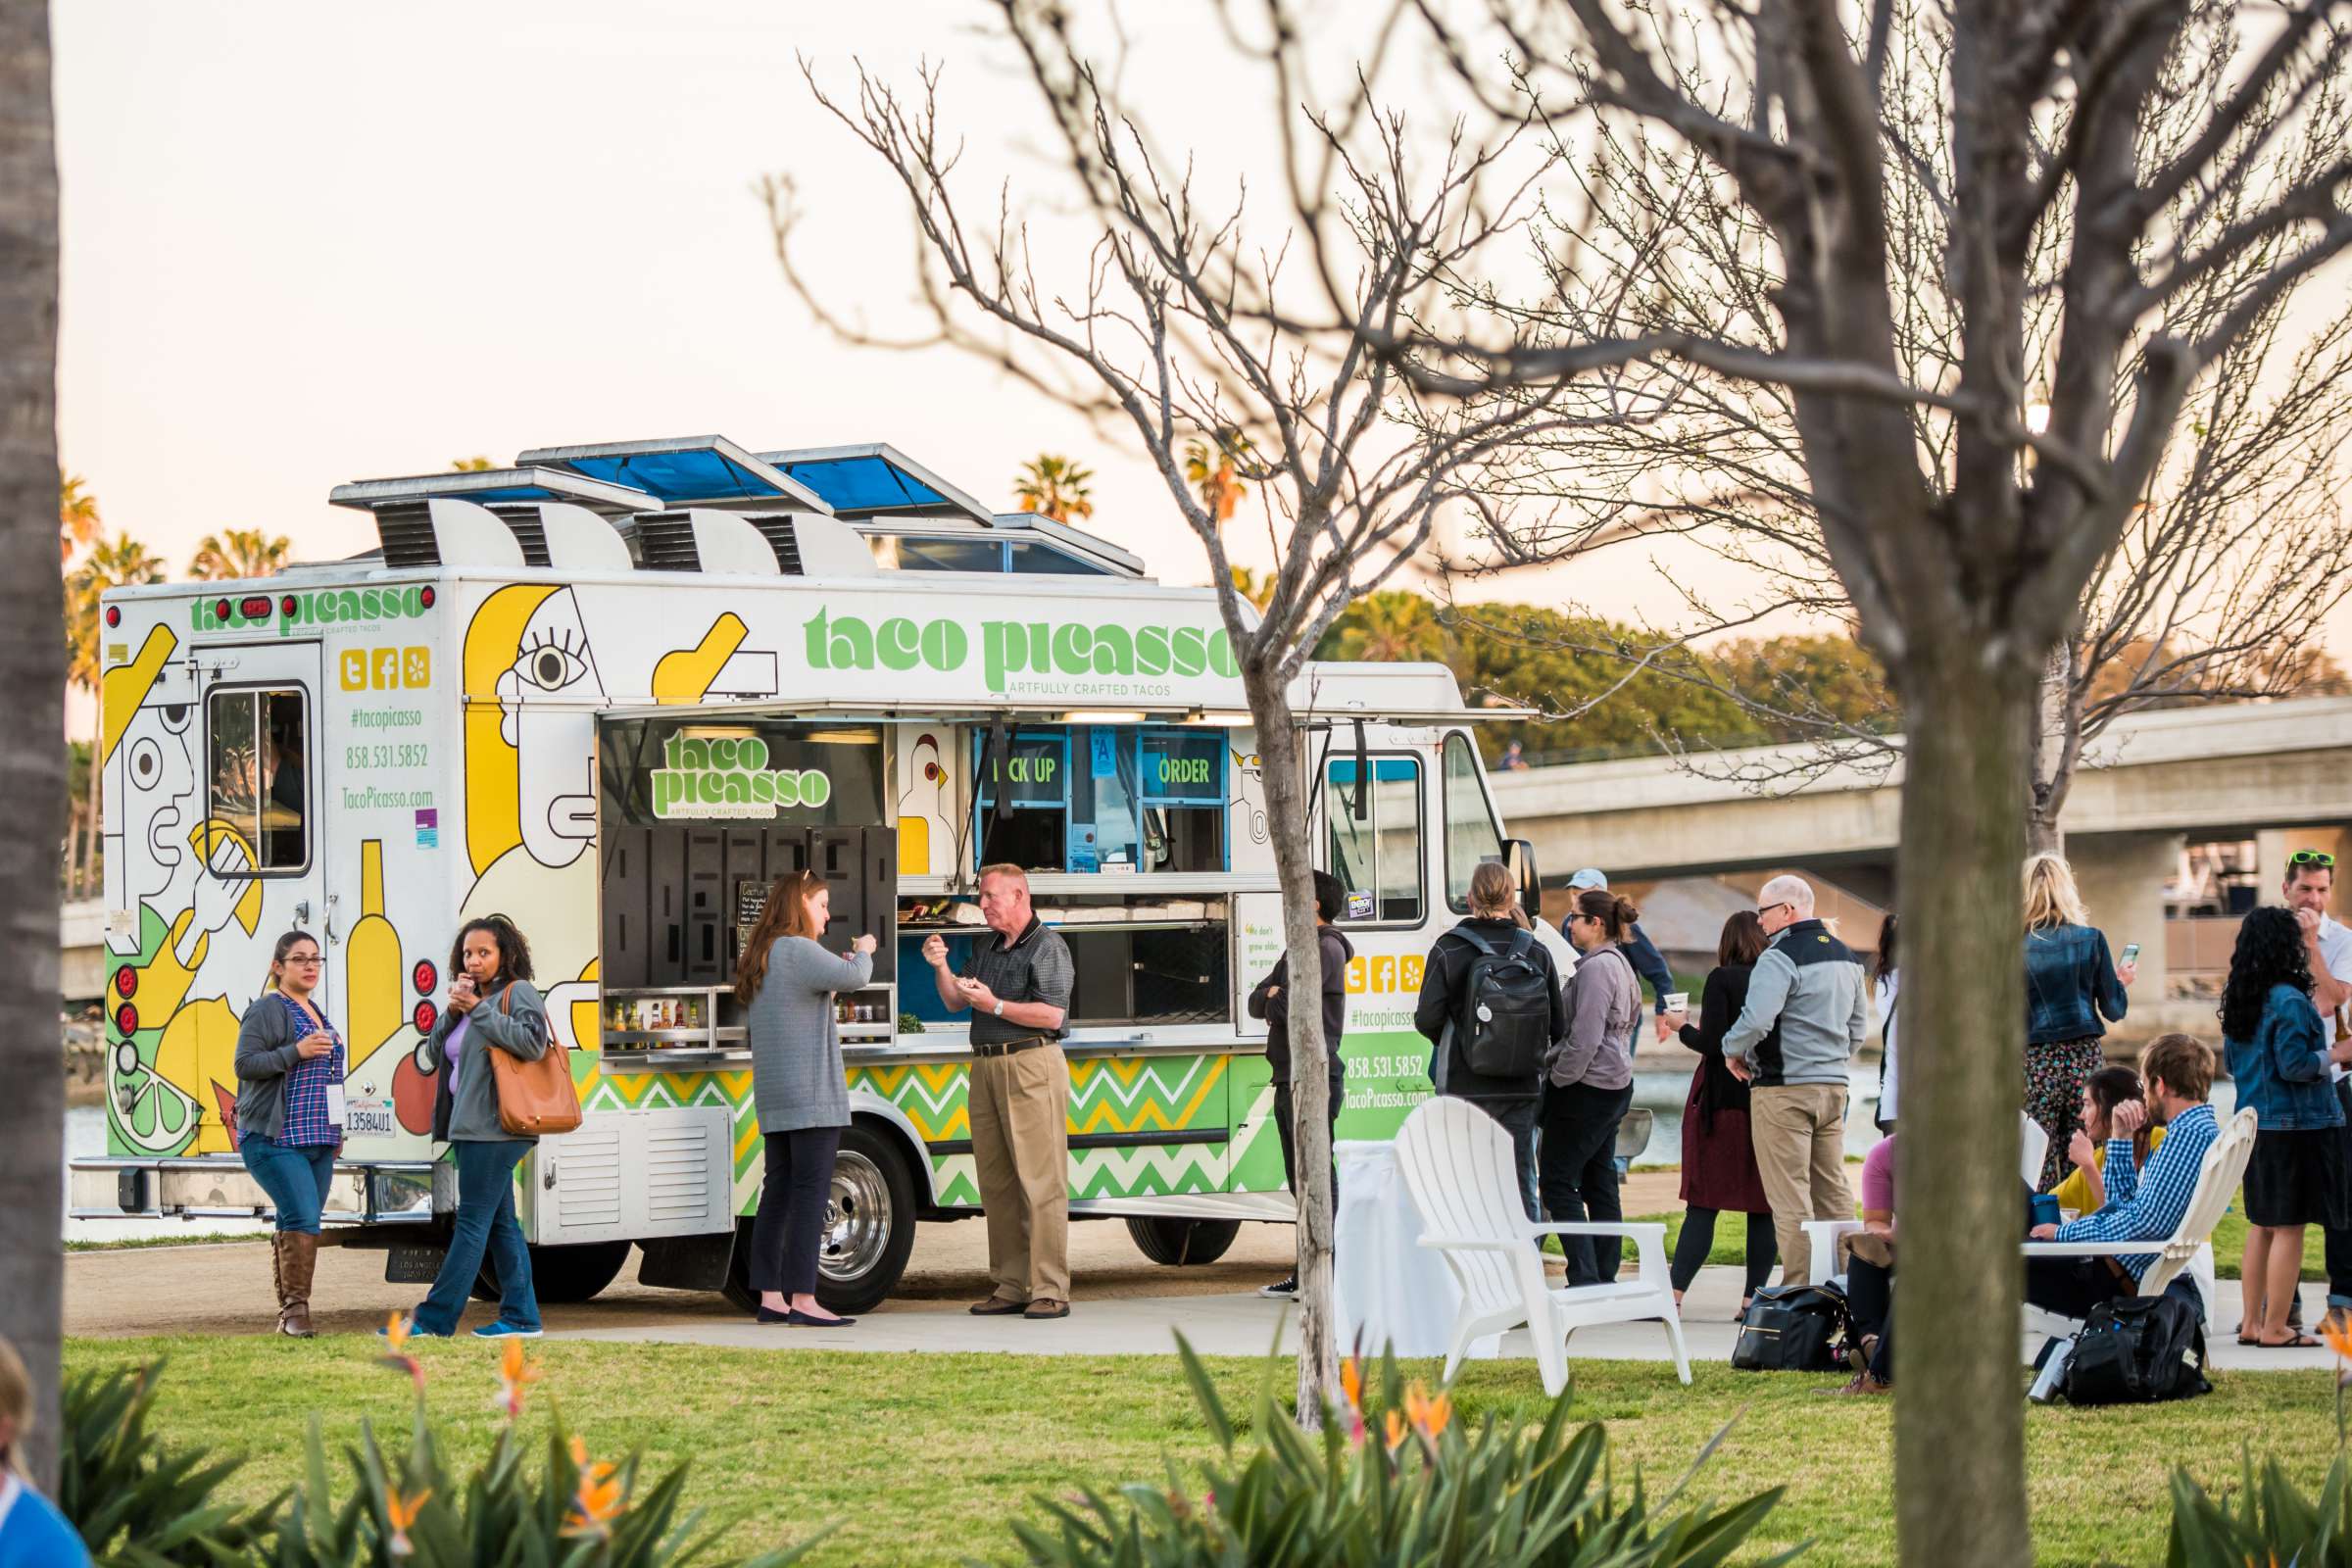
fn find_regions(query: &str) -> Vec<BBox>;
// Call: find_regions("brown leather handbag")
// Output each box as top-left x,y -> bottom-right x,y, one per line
484,985 -> 582,1137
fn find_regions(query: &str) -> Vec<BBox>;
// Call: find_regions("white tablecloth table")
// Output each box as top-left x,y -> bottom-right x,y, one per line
1330,1139 -> 1500,1360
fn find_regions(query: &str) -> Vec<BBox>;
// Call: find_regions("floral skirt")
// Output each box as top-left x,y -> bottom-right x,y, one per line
2024,1037 -> 2103,1193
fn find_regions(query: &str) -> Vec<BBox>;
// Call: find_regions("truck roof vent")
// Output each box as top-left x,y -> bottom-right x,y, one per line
744,516 -> 804,574
374,502 -> 441,569
366,497 -> 527,571
631,509 -> 783,575
486,508 -> 552,567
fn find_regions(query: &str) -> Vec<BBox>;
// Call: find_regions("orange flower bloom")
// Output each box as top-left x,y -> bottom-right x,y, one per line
564,1446 -> 625,1539
493,1339 -> 542,1420
1339,1357 -> 1363,1411
1384,1409 -> 1407,1449
377,1314 -> 426,1393
382,1313 -> 412,1352
384,1488 -> 430,1558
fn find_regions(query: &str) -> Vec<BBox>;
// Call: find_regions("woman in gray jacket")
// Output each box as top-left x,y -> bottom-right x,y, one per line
234,929 -> 345,1337
1541,888 -> 1644,1289
401,914 -> 551,1340
737,869 -> 875,1326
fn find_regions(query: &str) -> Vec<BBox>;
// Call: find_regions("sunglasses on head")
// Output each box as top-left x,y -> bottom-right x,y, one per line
2292,850 -> 2337,869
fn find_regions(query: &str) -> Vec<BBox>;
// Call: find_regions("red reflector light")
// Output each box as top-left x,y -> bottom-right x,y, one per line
214,599 -> 231,622
239,596 -> 271,619
104,606 -> 121,628
115,1003 -> 139,1035
115,966 -> 137,998
280,594 -> 297,616
419,586 -> 436,609
413,960 -> 437,995
414,1001 -> 438,1034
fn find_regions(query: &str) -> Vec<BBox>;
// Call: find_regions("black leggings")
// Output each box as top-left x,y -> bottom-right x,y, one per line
749,1127 -> 842,1296
1539,1081 -> 1634,1287
1671,1207 -> 1777,1297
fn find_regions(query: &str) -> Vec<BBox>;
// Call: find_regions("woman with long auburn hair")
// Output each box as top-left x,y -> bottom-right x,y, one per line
738,869 -> 877,1325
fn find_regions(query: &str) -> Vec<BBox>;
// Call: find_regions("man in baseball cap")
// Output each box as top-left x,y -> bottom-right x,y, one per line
1569,869 -> 1677,1038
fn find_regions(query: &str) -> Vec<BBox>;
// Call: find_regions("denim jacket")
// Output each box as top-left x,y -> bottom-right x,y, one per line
2024,923 -> 2127,1046
2225,983 -> 2342,1132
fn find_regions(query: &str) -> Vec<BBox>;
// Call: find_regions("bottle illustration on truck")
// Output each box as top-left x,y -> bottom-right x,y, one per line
74,435 -> 1538,1312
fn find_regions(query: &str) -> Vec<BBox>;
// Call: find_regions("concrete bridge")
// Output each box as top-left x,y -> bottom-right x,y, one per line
1491,694 -> 2352,1031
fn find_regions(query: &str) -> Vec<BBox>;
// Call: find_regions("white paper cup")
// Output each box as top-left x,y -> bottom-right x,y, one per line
1664,992 -> 1690,1016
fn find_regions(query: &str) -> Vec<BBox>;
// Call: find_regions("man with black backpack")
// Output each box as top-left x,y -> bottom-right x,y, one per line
1414,861 -> 1566,1219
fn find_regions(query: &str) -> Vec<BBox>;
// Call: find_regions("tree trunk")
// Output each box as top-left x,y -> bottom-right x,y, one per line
0,0 -> 63,1489
1242,660 -> 1337,1426
1893,648 -> 2035,1568
2025,647 -> 2070,858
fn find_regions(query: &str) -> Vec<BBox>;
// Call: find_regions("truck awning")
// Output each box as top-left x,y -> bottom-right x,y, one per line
595,694 -> 1534,726
757,443 -> 995,525
327,466 -> 659,517
516,435 -> 835,514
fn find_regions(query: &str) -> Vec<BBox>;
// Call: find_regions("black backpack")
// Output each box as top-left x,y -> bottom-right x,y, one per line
1450,927 -> 1552,1079
2061,1295 -> 2211,1404
1731,1283 -> 1852,1372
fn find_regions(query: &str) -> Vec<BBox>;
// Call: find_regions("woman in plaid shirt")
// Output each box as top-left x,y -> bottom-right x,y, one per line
232,930 -> 346,1337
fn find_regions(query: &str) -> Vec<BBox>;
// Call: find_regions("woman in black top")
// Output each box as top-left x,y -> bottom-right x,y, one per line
1673,911 -> 1778,1314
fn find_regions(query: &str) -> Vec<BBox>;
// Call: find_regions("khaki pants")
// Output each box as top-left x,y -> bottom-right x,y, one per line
968,1044 -> 1071,1302
1749,1082 -> 1855,1287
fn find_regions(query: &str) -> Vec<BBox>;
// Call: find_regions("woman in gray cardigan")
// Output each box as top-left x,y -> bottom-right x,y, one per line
234,929 -> 345,1337
737,869 -> 875,1326
401,914 -> 552,1340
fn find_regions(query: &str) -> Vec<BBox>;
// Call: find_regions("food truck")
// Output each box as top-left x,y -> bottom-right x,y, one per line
72,435 -> 1537,1312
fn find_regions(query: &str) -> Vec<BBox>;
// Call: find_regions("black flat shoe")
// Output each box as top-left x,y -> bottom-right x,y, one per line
754,1306 -> 793,1324
787,1310 -> 855,1327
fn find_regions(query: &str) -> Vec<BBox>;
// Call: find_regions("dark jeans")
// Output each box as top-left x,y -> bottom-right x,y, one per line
749,1127 -> 843,1296
1672,1207 -> 1776,1297
2023,1254 -> 2208,1322
1540,1080 -> 1635,1286
415,1139 -> 538,1335
239,1132 -> 336,1235
1847,1255 -> 1894,1382
1273,1080 -> 1344,1212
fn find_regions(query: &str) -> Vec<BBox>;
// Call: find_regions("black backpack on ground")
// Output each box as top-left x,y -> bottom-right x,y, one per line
1731,1283 -> 1852,1372
2061,1296 -> 2211,1404
1449,927 -> 1553,1079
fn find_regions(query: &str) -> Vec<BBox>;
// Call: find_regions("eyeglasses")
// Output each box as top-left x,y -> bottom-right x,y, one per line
1758,902 -> 1793,919
2291,850 -> 2337,869
284,954 -> 323,966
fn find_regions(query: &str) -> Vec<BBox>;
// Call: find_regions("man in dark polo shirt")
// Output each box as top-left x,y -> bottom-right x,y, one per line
922,862 -> 1078,1319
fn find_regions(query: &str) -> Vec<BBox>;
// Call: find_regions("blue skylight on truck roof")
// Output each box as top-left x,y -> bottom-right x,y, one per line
758,443 -> 994,524
515,435 -> 834,513
326,466 -> 659,516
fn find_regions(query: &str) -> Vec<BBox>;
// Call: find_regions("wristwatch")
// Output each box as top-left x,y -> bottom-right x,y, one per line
992,1001 -> 1005,1017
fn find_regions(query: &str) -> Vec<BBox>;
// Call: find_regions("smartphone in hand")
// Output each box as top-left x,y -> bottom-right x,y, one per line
2120,943 -> 2140,964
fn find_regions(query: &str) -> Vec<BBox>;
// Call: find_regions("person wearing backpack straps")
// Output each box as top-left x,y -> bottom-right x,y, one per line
1414,860 -> 1565,1219
1543,887 -> 1644,1286
395,914 -> 552,1341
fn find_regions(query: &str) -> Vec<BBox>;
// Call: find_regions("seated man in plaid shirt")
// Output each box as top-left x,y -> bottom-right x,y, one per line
2025,1032 -> 2220,1320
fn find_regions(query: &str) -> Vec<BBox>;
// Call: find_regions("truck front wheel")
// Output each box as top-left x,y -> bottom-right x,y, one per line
720,1122 -> 919,1316
1125,1216 -> 1242,1265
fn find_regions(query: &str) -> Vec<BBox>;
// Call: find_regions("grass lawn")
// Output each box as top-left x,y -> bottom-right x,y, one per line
63,1336 -> 2346,1567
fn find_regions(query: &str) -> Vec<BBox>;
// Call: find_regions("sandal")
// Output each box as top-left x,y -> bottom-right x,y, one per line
2254,1331 -> 2322,1348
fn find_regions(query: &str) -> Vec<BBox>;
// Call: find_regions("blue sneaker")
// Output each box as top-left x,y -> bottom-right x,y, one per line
376,1316 -> 451,1340
471,1321 -> 544,1340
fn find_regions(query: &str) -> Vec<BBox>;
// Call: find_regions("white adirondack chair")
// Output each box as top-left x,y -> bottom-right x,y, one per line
1393,1097 -> 1690,1394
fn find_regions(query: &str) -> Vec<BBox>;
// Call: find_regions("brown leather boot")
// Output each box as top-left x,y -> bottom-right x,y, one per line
277,1232 -> 318,1338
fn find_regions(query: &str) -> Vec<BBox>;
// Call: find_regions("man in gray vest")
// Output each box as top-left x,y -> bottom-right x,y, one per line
922,863 -> 1078,1319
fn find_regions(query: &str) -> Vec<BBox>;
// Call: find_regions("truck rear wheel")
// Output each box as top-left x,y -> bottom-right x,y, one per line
719,1123 -> 919,1317
472,1241 -> 632,1305
1126,1216 -> 1242,1265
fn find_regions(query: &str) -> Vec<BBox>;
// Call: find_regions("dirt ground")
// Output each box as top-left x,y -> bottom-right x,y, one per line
68,1169 -> 1685,1340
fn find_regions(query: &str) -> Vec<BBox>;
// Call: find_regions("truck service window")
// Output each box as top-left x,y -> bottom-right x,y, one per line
1442,732 -> 1504,913
207,688 -> 309,871
1323,756 -> 1422,924
1137,729 -> 1226,872
974,730 -> 1070,870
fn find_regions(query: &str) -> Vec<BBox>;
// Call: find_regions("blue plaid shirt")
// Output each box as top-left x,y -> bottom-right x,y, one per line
2049,1102 -> 2220,1279
275,993 -> 345,1149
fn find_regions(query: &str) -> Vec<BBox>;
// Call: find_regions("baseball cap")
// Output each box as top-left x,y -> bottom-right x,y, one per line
1567,867 -> 1608,891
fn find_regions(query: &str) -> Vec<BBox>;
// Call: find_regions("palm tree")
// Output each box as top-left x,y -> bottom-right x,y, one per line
1230,565 -> 1277,612
58,469 -> 97,563
1183,432 -> 1250,524
1,0 -> 69,1488
67,535 -> 164,903
186,526 -> 290,581
1012,454 -> 1095,523
451,455 -> 495,471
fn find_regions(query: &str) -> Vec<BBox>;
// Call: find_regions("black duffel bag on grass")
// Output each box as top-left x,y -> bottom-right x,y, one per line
1731,1282 -> 1852,1372
2061,1295 -> 2211,1404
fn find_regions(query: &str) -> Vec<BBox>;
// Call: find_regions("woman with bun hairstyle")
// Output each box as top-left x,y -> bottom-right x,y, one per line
233,929 -> 345,1338
1544,887 -> 1644,1286
399,913 -> 551,1340
737,869 -> 876,1326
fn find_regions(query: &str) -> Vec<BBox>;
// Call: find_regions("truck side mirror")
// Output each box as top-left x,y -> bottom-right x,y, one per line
1504,839 -> 1540,918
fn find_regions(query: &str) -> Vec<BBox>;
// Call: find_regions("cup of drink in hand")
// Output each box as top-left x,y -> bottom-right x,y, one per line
1664,991 -> 1690,1018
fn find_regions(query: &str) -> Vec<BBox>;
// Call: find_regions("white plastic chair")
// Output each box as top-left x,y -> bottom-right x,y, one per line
1393,1097 -> 1690,1394
1803,1112 -> 2056,1285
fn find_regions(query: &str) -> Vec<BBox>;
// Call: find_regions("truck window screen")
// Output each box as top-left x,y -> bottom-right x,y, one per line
1323,757 -> 1421,924
1442,732 -> 1503,913
208,688 -> 309,873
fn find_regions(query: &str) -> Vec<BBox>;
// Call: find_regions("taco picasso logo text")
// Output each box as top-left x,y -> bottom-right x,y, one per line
804,607 -> 1239,689
651,733 -> 832,820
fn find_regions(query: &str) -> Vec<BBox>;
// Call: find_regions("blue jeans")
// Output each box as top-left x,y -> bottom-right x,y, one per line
239,1133 -> 336,1235
414,1139 -> 539,1335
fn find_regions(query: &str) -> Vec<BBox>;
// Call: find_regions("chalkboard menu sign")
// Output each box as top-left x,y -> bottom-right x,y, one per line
735,877 -> 769,935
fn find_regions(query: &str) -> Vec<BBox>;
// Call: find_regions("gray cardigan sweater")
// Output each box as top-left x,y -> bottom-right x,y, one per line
233,993 -> 340,1142
746,937 -> 871,1135
422,980 -> 553,1143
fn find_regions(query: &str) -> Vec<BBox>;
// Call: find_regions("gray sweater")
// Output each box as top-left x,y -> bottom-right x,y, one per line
422,981 -> 553,1143
233,993 -> 338,1142
747,937 -> 872,1135
1549,944 -> 1638,1091
1722,918 -> 1870,1087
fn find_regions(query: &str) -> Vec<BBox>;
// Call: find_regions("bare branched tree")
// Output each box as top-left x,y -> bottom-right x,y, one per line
766,11 -> 1587,1419
1320,1 -> 2352,1561
1433,0 -> 2352,851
